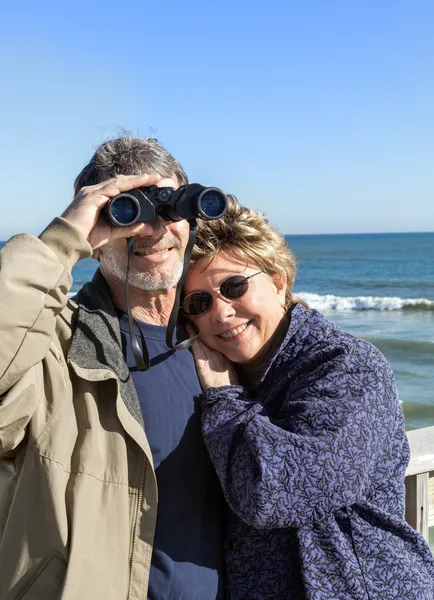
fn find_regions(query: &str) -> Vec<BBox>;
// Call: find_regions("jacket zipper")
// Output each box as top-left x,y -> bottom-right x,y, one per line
127,457 -> 147,600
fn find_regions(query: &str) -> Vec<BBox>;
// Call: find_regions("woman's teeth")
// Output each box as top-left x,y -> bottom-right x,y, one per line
220,323 -> 249,339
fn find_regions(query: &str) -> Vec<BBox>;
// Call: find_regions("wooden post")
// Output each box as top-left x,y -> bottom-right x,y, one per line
429,472 -> 434,531
405,472 -> 429,541
405,426 -> 434,544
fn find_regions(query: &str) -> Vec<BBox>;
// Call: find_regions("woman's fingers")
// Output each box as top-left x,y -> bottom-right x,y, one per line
188,336 -> 239,390
190,337 -> 209,363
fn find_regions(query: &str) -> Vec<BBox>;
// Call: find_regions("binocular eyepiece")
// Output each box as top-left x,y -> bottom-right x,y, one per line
102,183 -> 228,227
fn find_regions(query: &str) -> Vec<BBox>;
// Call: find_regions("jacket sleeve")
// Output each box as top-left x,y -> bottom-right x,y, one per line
198,349 -> 401,529
0,217 -> 92,456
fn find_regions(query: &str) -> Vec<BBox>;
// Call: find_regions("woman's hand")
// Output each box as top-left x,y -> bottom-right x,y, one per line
190,337 -> 239,391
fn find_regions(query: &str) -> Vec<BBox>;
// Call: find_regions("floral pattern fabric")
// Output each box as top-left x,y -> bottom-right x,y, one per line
198,305 -> 434,599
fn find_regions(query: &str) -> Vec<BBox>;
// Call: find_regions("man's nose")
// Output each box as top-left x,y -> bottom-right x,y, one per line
134,216 -> 168,239
210,296 -> 236,323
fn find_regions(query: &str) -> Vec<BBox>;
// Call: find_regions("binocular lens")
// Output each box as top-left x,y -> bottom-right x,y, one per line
110,196 -> 140,226
198,190 -> 227,219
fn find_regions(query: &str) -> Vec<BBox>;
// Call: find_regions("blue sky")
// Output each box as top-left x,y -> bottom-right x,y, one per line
0,0 -> 433,238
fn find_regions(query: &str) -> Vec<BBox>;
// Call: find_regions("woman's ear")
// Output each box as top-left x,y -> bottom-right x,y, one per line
272,272 -> 287,303
272,272 -> 287,292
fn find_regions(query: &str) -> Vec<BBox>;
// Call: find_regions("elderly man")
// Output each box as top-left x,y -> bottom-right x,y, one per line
0,137 -> 225,600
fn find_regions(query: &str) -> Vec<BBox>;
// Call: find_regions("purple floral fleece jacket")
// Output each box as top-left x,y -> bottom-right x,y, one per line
198,304 -> 434,600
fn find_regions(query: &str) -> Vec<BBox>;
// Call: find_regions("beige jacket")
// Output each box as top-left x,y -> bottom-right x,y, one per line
0,218 -> 158,600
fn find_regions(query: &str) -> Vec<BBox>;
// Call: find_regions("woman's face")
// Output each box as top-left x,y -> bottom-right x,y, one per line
184,252 -> 287,367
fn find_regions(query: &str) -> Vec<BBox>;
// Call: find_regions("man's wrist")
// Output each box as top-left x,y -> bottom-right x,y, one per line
39,216 -> 93,272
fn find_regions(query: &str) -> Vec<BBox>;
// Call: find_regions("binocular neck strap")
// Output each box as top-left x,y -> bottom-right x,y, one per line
125,236 -> 150,371
166,219 -> 200,350
124,220 -> 199,372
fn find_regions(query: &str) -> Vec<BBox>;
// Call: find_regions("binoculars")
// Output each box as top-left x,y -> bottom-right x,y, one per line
102,184 -> 228,227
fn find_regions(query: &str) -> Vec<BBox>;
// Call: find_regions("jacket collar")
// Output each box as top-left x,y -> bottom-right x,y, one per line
69,269 -> 144,427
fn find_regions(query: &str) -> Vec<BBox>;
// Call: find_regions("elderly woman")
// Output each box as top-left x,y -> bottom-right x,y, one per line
182,198 -> 434,600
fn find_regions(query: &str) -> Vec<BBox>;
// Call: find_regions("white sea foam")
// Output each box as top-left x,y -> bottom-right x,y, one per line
68,288 -> 434,312
297,292 -> 434,312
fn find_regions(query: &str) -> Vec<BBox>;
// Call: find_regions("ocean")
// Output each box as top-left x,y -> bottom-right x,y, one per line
1,232 -> 433,430
286,232 -> 434,431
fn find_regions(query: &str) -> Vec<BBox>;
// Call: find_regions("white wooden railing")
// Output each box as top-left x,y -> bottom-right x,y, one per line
405,425 -> 434,542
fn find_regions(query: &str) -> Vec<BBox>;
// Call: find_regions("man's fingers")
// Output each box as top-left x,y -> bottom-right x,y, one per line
101,173 -> 162,195
80,173 -> 163,208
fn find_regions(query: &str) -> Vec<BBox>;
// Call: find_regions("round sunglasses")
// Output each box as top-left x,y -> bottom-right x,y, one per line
182,271 -> 264,316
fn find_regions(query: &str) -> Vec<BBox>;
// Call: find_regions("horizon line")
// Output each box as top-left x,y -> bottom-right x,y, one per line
0,230 -> 433,243
283,230 -> 434,237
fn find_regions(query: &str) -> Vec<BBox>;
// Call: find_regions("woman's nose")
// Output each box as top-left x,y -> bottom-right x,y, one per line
210,295 -> 236,323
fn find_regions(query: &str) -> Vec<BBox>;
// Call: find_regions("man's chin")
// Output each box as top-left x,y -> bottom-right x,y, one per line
128,264 -> 183,292
101,254 -> 184,292
128,277 -> 179,292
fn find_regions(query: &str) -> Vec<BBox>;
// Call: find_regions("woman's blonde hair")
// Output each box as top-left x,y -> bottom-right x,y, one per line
191,196 -> 307,310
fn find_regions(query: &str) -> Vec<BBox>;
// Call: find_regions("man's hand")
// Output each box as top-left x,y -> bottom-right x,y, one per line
62,173 -> 162,250
190,337 -> 239,391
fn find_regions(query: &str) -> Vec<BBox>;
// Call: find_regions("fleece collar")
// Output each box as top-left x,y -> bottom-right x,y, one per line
69,269 -> 143,427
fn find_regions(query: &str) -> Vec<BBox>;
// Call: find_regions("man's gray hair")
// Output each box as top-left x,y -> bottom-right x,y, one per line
74,135 -> 189,194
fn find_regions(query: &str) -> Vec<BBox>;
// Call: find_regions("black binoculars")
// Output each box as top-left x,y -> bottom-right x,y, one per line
102,184 -> 228,227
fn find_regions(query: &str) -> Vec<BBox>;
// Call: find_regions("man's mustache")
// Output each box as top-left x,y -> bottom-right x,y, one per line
133,238 -> 183,252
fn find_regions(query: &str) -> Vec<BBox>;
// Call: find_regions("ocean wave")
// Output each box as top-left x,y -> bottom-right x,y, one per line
402,402 -> 434,430
365,338 -> 434,363
298,292 -> 434,312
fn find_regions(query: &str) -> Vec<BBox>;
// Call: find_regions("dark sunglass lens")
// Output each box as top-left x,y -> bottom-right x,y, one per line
186,293 -> 212,316
221,276 -> 250,300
